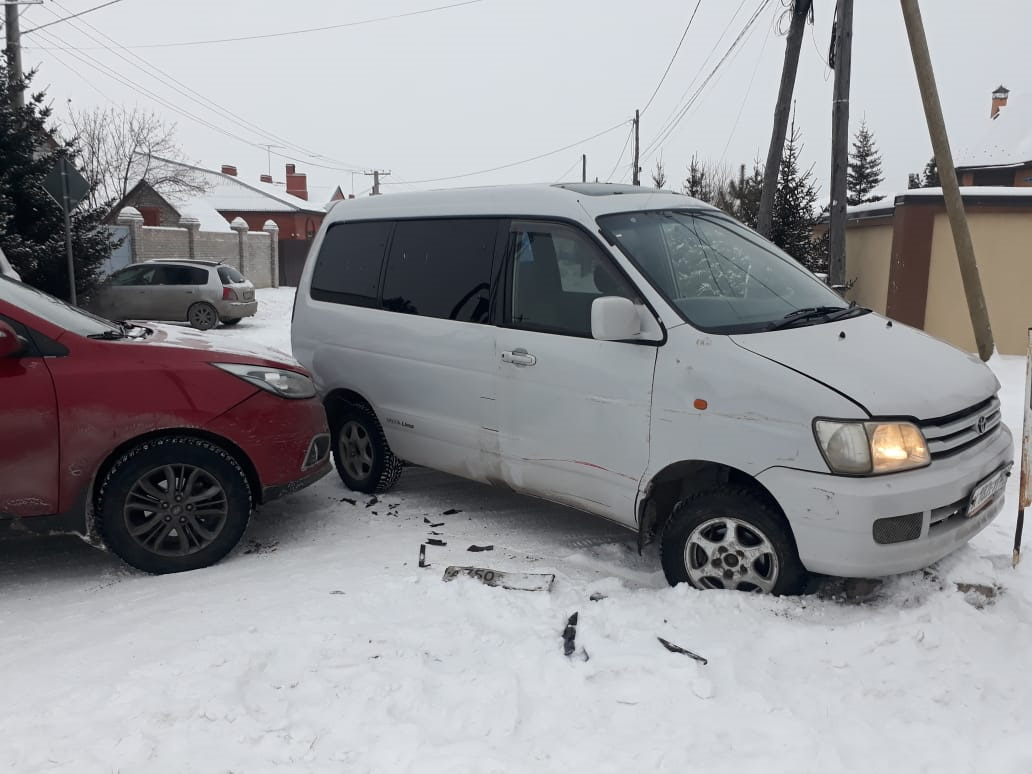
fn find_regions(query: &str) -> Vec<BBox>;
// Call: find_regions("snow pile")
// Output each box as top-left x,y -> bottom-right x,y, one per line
1,288 -> 1030,773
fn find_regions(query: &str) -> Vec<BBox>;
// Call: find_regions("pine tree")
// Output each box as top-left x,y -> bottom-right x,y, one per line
922,156 -> 940,187
0,65 -> 116,300
846,121 -> 884,205
721,162 -> 764,229
683,154 -> 714,203
908,173 -> 922,189
769,120 -> 822,272
651,159 -> 667,189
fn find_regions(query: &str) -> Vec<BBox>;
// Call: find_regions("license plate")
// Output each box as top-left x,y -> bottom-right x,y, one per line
968,467 -> 1009,517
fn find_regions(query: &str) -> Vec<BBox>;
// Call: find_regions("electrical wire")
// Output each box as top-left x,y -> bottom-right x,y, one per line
22,0 -> 124,34
605,123 -> 635,182
554,156 -> 582,183
384,121 -> 630,186
640,0 -> 703,116
27,0 -> 489,50
44,0 -> 371,173
719,10 -> 773,165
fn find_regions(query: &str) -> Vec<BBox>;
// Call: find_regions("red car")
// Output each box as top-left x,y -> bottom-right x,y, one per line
0,276 -> 331,574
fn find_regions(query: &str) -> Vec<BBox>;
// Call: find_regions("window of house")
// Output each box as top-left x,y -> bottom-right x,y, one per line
310,221 -> 393,307
507,221 -> 639,337
381,219 -> 498,323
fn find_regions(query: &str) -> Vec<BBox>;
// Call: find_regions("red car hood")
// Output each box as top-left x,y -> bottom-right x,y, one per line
131,324 -> 301,370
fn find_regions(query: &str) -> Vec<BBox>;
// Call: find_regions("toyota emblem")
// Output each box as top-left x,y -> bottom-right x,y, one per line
977,415 -> 988,434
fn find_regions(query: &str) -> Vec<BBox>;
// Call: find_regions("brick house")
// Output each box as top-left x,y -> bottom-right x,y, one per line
956,86 -> 1032,187
106,161 -> 329,284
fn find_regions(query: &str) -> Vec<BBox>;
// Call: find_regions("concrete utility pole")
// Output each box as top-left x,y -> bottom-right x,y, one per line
632,110 -> 641,186
828,0 -> 854,288
757,0 -> 812,239
5,0 -> 26,108
364,169 -> 390,196
900,0 -> 994,360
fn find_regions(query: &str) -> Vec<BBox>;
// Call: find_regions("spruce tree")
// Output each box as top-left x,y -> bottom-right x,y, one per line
922,156 -> 940,187
683,154 -> 714,203
651,159 -> 667,189
769,121 -> 822,273
0,65 -> 116,300
722,162 -> 764,229
846,121 -> 885,205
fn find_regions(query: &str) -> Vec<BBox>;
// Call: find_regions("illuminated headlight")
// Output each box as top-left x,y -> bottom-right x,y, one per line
814,420 -> 930,475
213,363 -> 316,400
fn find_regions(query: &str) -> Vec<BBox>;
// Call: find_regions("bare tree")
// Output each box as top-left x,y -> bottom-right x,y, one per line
66,105 -> 208,209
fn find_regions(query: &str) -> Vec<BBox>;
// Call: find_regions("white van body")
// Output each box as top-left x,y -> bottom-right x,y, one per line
292,184 -> 1012,592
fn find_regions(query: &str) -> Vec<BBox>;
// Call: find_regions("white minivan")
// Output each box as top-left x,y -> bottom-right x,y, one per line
292,183 -> 1012,594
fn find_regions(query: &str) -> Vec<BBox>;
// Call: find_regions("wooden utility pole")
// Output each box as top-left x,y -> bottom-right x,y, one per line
757,0 -> 811,239
582,154 -> 587,183
364,169 -> 390,196
828,0 -> 854,287
632,110 -> 641,186
5,0 -> 25,109
900,0 -> 994,360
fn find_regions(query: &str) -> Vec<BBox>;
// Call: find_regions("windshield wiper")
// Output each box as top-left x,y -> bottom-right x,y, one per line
87,328 -> 127,340
769,304 -> 869,331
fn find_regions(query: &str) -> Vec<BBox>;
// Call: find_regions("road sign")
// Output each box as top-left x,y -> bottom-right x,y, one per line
43,157 -> 90,210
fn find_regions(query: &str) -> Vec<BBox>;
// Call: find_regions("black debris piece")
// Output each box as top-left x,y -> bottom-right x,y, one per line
418,544 -> 429,568
329,590 -> 345,595
365,496 -> 379,508
468,544 -> 494,552
424,517 -> 445,527
657,636 -> 708,665
589,592 -> 607,602
340,497 -> 357,506
562,612 -> 579,656
442,508 -> 462,516
426,538 -> 447,547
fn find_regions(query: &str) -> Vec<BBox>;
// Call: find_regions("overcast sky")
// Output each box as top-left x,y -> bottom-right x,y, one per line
16,0 -> 1030,204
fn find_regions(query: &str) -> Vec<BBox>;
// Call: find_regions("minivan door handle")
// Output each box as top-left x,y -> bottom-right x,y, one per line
501,348 -> 536,367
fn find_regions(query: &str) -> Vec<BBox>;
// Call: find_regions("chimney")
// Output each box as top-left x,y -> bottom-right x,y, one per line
991,85 -> 1010,119
285,164 -> 308,201
221,164 -> 238,176
260,174 -> 273,184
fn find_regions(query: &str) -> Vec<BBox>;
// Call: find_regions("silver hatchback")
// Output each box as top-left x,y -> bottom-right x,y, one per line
86,259 -> 258,329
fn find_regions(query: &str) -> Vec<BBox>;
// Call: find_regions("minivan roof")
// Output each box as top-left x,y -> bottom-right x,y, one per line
323,183 -> 715,223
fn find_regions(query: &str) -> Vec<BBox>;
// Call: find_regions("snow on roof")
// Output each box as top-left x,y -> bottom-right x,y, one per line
159,158 -> 325,214
163,192 -> 232,233
957,92 -> 1032,169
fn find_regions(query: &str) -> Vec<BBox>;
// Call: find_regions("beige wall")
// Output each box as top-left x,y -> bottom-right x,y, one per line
924,211 -> 1032,355
843,220 -> 894,315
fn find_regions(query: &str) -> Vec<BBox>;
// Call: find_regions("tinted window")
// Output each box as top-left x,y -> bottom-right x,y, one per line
109,265 -> 158,286
153,265 -> 208,285
508,222 -> 639,336
217,265 -> 245,284
310,221 -> 392,307
381,219 -> 497,323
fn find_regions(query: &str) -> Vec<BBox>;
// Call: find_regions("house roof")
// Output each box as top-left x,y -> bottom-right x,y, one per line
957,91 -> 1032,170
155,158 -> 325,214
163,192 -> 233,233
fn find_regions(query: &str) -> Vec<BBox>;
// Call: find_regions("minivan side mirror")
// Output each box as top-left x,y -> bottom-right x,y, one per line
591,296 -> 641,341
0,321 -> 26,358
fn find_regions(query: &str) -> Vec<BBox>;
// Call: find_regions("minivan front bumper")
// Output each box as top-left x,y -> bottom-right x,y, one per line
756,424 -> 1013,578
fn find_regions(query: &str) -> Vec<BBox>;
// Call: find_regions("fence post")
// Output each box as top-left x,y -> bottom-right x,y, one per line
230,217 -> 248,274
115,207 -> 144,264
180,216 -> 200,259
264,219 -> 280,288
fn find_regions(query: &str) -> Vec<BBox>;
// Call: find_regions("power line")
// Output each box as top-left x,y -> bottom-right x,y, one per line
606,123 -> 635,182
22,0 -> 123,34
44,0 -> 370,173
26,0 -> 489,50
641,0 -> 773,162
719,13 -> 773,165
386,121 -> 630,186
641,0 -> 703,116
554,156 -> 582,183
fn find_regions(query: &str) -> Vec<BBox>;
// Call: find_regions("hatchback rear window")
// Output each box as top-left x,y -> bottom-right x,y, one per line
217,265 -> 246,284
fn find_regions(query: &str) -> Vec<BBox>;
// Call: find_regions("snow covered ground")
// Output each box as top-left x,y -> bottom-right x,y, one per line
2,287 -> 1031,773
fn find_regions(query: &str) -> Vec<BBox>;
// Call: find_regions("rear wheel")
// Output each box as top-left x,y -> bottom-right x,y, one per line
187,302 -> 219,330
95,436 -> 252,574
331,402 -> 402,493
221,318 -> 241,327
660,488 -> 806,595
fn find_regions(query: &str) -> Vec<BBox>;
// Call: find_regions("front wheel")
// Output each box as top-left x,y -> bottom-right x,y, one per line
221,318 -> 241,327
331,403 -> 402,493
660,488 -> 806,595
95,436 -> 252,574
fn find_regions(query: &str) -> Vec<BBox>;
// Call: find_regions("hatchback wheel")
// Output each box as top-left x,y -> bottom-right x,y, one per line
95,436 -> 252,574
221,318 -> 241,326
660,488 -> 806,595
331,403 -> 402,493
187,302 -> 219,330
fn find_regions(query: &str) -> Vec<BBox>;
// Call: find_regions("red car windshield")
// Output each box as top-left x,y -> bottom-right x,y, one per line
0,275 -> 119,337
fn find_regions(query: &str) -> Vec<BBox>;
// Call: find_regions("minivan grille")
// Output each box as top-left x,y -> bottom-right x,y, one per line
919,396 -> 1001,459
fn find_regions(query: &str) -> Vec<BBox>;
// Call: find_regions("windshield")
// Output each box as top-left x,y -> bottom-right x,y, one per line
597,209 -> 848,333
0,275 -> 120,337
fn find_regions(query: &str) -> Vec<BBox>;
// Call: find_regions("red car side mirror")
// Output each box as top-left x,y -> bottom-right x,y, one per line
0,320 -> 26,358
